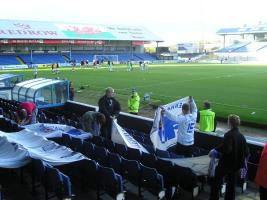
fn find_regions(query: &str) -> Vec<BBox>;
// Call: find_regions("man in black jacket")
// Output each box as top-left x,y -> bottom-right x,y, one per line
209,114 -> 249,200
98,87 -> 121,139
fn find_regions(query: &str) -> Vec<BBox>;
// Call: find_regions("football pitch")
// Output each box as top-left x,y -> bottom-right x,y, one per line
3,63 -> 267,125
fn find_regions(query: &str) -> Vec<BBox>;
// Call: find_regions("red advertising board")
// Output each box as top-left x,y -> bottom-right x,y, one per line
0,39 -> 106,45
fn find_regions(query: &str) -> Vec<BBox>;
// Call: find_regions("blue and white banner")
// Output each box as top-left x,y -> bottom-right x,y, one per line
25,123 -> 92,139
0,129 -> 87,166
150,96 -> 191,151
111,120 -> 148,153
0,136 -> 31,168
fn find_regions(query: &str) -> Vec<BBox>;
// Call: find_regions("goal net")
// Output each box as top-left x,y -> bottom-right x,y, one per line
93,55 -> 119,64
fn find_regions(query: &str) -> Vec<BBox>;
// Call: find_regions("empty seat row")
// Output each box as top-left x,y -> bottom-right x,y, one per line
53,134 -> 167,199
89,135 -> 184,160
37,112 -> 82,129
31,159 -> 72,200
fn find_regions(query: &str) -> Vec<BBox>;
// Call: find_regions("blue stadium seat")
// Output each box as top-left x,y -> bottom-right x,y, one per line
140,163 -> 165,199
141,152 -> 157,168
45,165 -> 72,200
173,165 -> 199,199
72,159 -> 99,195
156,149 -> 170,158
121,157 -> 142,196
31,159 -> 47,194
103,138 -> 116,153
81,141 -> 95,159
0,55 -> 20,65
98,166 -> 126,200
91,135 -> 104,147
108,153 -> 122,174
143,144 -> 156,154
127,147 -> 142,161
94,146 -> 109,166
115,143 -> 128,158
62,134 -> 72,148
19,53 -> 65,64
156,159 -> 179,198
70,137 -> 83,152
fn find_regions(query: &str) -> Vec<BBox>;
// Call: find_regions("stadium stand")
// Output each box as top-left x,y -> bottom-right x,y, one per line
0,53 -> 157,65
68,53 -> 94,62
0,55 -> 20,65
0,98 -> 264,199
134,53 -> 157,61
19,53 -> 66,64
216,42 -> 250,52
233,42 -> 267,52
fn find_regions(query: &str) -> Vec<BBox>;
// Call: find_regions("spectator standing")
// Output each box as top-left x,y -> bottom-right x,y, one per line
197,101 -> 216,132
209,114 -> 249,200
69,81 -> 75,101
98,87 -> 121,139
160,96 -> 197,157
128,88 -> 140,115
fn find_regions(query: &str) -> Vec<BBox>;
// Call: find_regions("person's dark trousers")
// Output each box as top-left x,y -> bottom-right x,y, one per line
209,165 -> 236,200
175,143 -> 193,157
260,186 -> 267,200
129,112 -> 138,115
101,117 -> 112,140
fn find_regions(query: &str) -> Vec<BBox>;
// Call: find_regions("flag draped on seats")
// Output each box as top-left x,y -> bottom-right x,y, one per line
0,129 -> 88,167
111,120 -> 148,153
25,123 -> 92,139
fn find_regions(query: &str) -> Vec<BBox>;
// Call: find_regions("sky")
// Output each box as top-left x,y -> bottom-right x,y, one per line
0,0 -> 266,45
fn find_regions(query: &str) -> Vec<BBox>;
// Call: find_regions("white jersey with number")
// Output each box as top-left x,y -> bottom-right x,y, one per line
164,100 -> 197,146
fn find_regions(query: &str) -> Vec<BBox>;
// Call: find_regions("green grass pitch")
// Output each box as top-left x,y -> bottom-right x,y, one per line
2,63 -> 267,125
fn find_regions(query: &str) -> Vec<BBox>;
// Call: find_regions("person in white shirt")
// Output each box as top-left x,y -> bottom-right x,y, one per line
161,96 -> 197,157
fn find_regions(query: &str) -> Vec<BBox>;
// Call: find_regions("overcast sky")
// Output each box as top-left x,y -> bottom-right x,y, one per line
0,0 -> 266,45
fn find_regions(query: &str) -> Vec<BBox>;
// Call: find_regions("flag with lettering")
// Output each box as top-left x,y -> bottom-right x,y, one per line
150,96 -> 191,150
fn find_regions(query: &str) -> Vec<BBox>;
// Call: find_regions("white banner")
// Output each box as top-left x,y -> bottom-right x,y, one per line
0,136 -> 31,168
0,129 -> 87,166
150,96 -> 194,150
25,123 -> 92,139
0,64 -> 28,70
111,120 -> 148,153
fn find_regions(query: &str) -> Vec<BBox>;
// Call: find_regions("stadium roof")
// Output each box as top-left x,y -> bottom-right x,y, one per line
217,22 -> 267,35
0,19 -> 163,42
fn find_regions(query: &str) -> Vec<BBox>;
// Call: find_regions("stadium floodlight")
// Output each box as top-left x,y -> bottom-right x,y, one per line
94,55 -> 119,64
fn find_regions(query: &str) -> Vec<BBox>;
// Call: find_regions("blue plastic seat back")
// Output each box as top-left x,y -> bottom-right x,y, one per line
59,171 -> 72,198
115,143 -> 128,158
108,153 -> 122,174
70,137 -> 83,152
45,165 -> 62,193
91,136 -> 104,146
127,147 -> 142,161
103,138 -> 115,153
121,157 -> 141,184
95,146 -> 109,166
141,152 -> 157,168
99,166 -> 124,197
141,163 -> 164,194
62,134 -> 72,148
82,141 -> 95,159
156,149 -> 170,158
